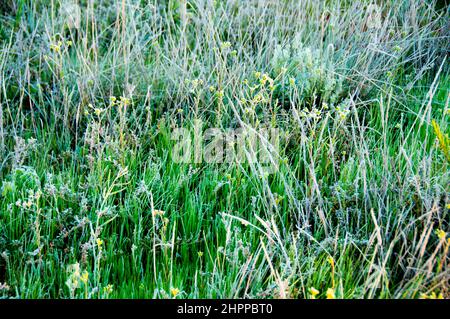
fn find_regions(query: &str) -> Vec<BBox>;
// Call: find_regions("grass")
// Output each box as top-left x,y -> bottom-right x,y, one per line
0,0 -> 449,299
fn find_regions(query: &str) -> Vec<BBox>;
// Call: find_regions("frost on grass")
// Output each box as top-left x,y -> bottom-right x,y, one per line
0,0 -> 448,299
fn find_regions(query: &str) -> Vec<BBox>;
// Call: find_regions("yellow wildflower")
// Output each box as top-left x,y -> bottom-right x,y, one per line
80,270 -> 89,284
170,287 -> 180,298
326,288 -> 335,299
422,292 -> 444,299
327,256 -> 335,267
94,108 -> 102,116
50,41 -> 62,53
436,229 -> 446,240
120,96 -> 131,107
96,238 -> 104,247
309,287 -> 319,299
289,77 -> 295,87
260,73 -> 270,85
269,83 -> 275,91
